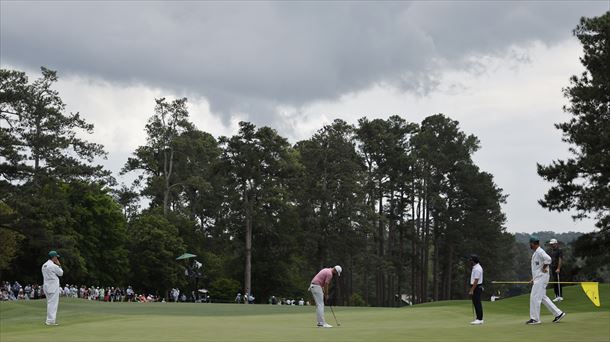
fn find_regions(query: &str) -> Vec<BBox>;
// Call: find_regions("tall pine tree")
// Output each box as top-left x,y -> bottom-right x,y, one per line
537,12 -> 610,231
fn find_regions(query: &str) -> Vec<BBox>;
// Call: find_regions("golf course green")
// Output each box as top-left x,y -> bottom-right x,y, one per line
1,284 -> 608,341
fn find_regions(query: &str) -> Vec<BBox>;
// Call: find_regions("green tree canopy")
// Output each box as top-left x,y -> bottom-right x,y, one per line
0,67 -> 110,187
0,67 -> 123,284
537,12 -> 610,230
128,210 -> 186,295
220,121 -> 301,300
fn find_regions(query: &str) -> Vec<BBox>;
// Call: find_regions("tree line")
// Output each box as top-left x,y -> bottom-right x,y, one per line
0,67 -> 516,304
1,11 -> 608,305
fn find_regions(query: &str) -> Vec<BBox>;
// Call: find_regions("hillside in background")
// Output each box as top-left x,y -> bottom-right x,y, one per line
514,231 -> 584,245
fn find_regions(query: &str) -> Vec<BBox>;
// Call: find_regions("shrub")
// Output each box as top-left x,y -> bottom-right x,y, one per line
209,277 -> 241,302
348,293 -> 367,307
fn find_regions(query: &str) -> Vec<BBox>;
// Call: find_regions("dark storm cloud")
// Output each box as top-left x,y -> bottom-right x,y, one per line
1,1 -> 607,125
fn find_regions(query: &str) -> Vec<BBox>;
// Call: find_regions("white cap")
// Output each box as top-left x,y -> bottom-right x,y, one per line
334,265 -> 342,276
549,238 -> 558,244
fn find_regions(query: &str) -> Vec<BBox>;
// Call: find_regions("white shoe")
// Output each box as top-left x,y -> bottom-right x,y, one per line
552,297 -> 563,302
322,323 -> 333,328
470,320 -> 484,325
45,322 -> 59,326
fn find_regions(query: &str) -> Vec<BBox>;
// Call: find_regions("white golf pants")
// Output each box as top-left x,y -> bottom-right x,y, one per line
309,284 -> 326,325
46,290 -> 60,324
530,277 -> 562,322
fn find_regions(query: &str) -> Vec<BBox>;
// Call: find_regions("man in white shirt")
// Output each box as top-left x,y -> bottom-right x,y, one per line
126,286 -> 134,302
41,250 -> 63,326
526,236 -> 565,325
468,255 -> 484,325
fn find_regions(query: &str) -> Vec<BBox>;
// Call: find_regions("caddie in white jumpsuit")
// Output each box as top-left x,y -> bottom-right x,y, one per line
526,236 -> 565,325
42,250 -> 63,326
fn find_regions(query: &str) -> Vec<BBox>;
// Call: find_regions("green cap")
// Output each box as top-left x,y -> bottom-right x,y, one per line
529,235 -> 539,243
48,250 -> 60,258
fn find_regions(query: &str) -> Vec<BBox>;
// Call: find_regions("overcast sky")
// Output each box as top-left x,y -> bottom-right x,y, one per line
2,1 -> 608,233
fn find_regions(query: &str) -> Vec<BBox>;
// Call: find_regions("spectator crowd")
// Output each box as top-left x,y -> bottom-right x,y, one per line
265,295 -> 308,306
3,281 -> 310,305
1,281 -> 162,302
1,281 -> 43,300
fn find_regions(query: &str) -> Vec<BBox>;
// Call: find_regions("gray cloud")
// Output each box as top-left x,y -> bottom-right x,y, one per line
1,1 -> 607,128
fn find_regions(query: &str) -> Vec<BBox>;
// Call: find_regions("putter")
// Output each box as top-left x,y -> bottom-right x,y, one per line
329,305 -> 341,326
557,272 -> 562,298
469,287 -> 475,322
472,302 -> 476,321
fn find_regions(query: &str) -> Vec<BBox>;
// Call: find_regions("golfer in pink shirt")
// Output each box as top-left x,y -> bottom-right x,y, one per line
309,265 -> 342,328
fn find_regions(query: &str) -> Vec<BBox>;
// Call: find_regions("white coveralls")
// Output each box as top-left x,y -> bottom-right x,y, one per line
530,246 -> 562,322
42,259 -> 63,324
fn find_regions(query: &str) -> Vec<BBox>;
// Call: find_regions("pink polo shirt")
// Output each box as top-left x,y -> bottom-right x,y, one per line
311,268 -> 333,286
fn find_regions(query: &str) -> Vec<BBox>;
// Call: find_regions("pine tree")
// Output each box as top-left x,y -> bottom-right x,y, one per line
537,12 -> 610,231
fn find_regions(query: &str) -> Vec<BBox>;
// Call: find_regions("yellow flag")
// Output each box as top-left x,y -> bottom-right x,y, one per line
580,282 -> 601,307
492,280 -> 601,307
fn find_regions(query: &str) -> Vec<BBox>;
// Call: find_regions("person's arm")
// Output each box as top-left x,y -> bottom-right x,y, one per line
54,264 -> 64,277
542,251 -> 551,273
529,253 -> 537,283
469,278 -> 479,295
324,283 -> 330,302
556,251 -> 563,273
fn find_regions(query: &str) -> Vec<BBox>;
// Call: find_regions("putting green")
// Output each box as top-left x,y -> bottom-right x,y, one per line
1,284 -> 608,341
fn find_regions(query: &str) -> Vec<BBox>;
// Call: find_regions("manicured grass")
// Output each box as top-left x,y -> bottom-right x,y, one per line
1,284 -> 608,341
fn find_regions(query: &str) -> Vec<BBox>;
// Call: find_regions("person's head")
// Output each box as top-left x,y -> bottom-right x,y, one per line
48,250 -> 60,263
529,236 -> 540,250
549,238 -> 559,249
469,254 -> 480,266
333,265 -> 342,277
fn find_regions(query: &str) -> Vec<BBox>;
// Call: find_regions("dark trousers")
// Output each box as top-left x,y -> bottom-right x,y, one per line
471,285 -> 483,320
550,268 -> 562,297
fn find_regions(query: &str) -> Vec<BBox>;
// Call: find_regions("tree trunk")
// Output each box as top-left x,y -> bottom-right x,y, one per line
422,191 -> 430,303
385,189 -> 394,307
163,147 -> 174,216
433,220 -> 440,301
411,177 -> 417,304
446,245 -> 454,300
364,254 -> 369,305
397,190 -> 405,306
416,193 -> 422,303
418,179 -> 425,303
347,254 -> 353,306
244,188 -> 252,302
34,120 -> 40,172
419,175 -> 430,304
376,182 -> 384,306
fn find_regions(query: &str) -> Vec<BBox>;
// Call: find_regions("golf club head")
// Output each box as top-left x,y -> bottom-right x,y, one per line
329,305 -> 340,326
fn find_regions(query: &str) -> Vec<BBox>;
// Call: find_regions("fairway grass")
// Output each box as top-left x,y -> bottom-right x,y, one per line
1,285 -> 608,341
